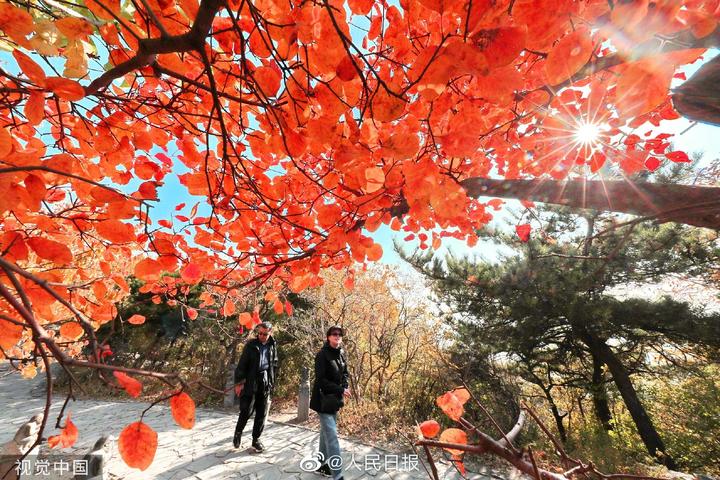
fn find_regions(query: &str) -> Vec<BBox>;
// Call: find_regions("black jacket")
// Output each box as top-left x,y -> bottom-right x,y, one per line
310,342 -> 349,414
234,336 -> 278,398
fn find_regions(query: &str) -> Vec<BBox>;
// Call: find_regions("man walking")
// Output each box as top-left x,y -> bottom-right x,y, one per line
233,322 -> 278,452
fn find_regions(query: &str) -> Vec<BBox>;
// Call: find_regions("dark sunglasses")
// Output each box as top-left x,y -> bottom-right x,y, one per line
257,332 -> 270,337
329,333 -> 343,337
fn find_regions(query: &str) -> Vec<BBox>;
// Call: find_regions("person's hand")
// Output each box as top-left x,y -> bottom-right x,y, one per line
343,388 -> 351,398
235,384 -> 244,396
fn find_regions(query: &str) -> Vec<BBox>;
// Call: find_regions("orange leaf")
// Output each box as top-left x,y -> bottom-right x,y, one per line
255,66 -> 281,97
95,219 -> 136,244
170,392 -> 196,429
59,322 -> 84,340
118,422 -> 157,471
0,127 -> 12,157
363,167 -> 385,193
544,27 -> 594,85
55,17 -> 94,40
439,428 -> 467,455
288,273 -> 313,293
114,371 -> 143,398
26,237 -> 73,265
134,258 -> 164,281
273,299 -> 284,315
13,50 -> 46,85
24,91 -> 45,126
222,298 -> 236,316
181,263 -> 203,284
127,314 -> 146,325
48,415 -> 78,449
615,60 -> 673,118
186,307 -> 199,320
45,77 -> 85,101
436,388 -> 470,421
515,224 -> 531,242
239,312 -> 254,328
419,420 -> 440,438
475,26 -> 527,68
0,317 -> 24,350
284,300 -> 293,316
366,243 -> 383,261
0,3 -> 34,44
336,55 -> 358,81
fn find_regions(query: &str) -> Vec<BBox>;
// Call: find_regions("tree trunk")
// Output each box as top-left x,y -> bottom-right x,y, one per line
590,354 -> 614,432
457,179 -> 720,230
544,387 -> 568,444
583,333 -> 676,469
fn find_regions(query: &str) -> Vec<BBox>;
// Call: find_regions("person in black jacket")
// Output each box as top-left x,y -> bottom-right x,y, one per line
232,322 -> 278,453
310,326 -> 350,479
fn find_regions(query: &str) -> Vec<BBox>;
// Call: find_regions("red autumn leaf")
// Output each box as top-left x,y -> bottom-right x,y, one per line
127,314 -> 146,325
254,66 -> 281,96
515,224 -> 531,242
186,307 -> 199,320
544,26 -> 594,85
0,318 -> 24,351
273,299 -> 284,315
439,428 -> 468,455
419,420 -> 441,438
26,237 -> 73,265
95,219 -> 136,244
48,414 -> 78,449
366,243 -> 383,261
222,298 -> 236,316
615,60 -> 674,118
55,17 -> 94,41
436,388 -> 470,421
363,167 -> 385,194
170,392 -> 196,429
288,273 -> 313,293
181,263 -> 203,284
118,422 -> 157,470
114,371 -> 143,398
59,322 -> 84,340
666,150 -> 691,163
13,50 -> 46,85
336,55 -> 358,81
45,77 -> 86,101
645,156 -> 661,172
238,312 -> 254,328
475,26 -> 527,68
24,91 -> 45,126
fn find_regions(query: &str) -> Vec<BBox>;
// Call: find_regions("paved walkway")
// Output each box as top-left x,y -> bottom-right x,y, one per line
0,364 -> 520,480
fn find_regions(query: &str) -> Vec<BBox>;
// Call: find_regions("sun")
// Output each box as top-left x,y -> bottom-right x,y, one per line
574,121 -> 604,145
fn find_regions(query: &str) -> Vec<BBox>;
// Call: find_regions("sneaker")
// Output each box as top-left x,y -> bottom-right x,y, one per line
232,432 -> 241,449
315,464 -> 331,477
251,439 -> 264,453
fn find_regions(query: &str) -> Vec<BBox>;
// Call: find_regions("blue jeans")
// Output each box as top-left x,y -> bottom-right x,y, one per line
318,413 -> 342,479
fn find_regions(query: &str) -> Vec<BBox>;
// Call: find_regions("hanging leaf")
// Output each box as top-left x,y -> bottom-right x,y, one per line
127,314 -> 146,325
114,371 -> 143,398
419,420 -> 441,438
515,224 -> 531,242
118,422 -> 158,471
48,414 -> 78,449
170,392 -> 196,429
438,428 -> 468,455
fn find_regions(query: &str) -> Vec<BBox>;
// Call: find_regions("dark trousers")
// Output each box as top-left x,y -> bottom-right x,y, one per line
234,379 -> 270,441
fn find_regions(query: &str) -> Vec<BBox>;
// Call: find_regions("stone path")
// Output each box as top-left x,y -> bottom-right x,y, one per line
0,364 -> 521,480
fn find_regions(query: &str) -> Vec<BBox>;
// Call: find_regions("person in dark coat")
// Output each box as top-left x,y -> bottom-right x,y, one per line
232,321 -> 278,452
310,326 -> 350,479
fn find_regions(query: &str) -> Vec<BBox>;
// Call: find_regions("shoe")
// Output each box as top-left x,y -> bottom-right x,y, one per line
251,439 -> 264,453
315,464 -> 331,477
232,432 -> 241,448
